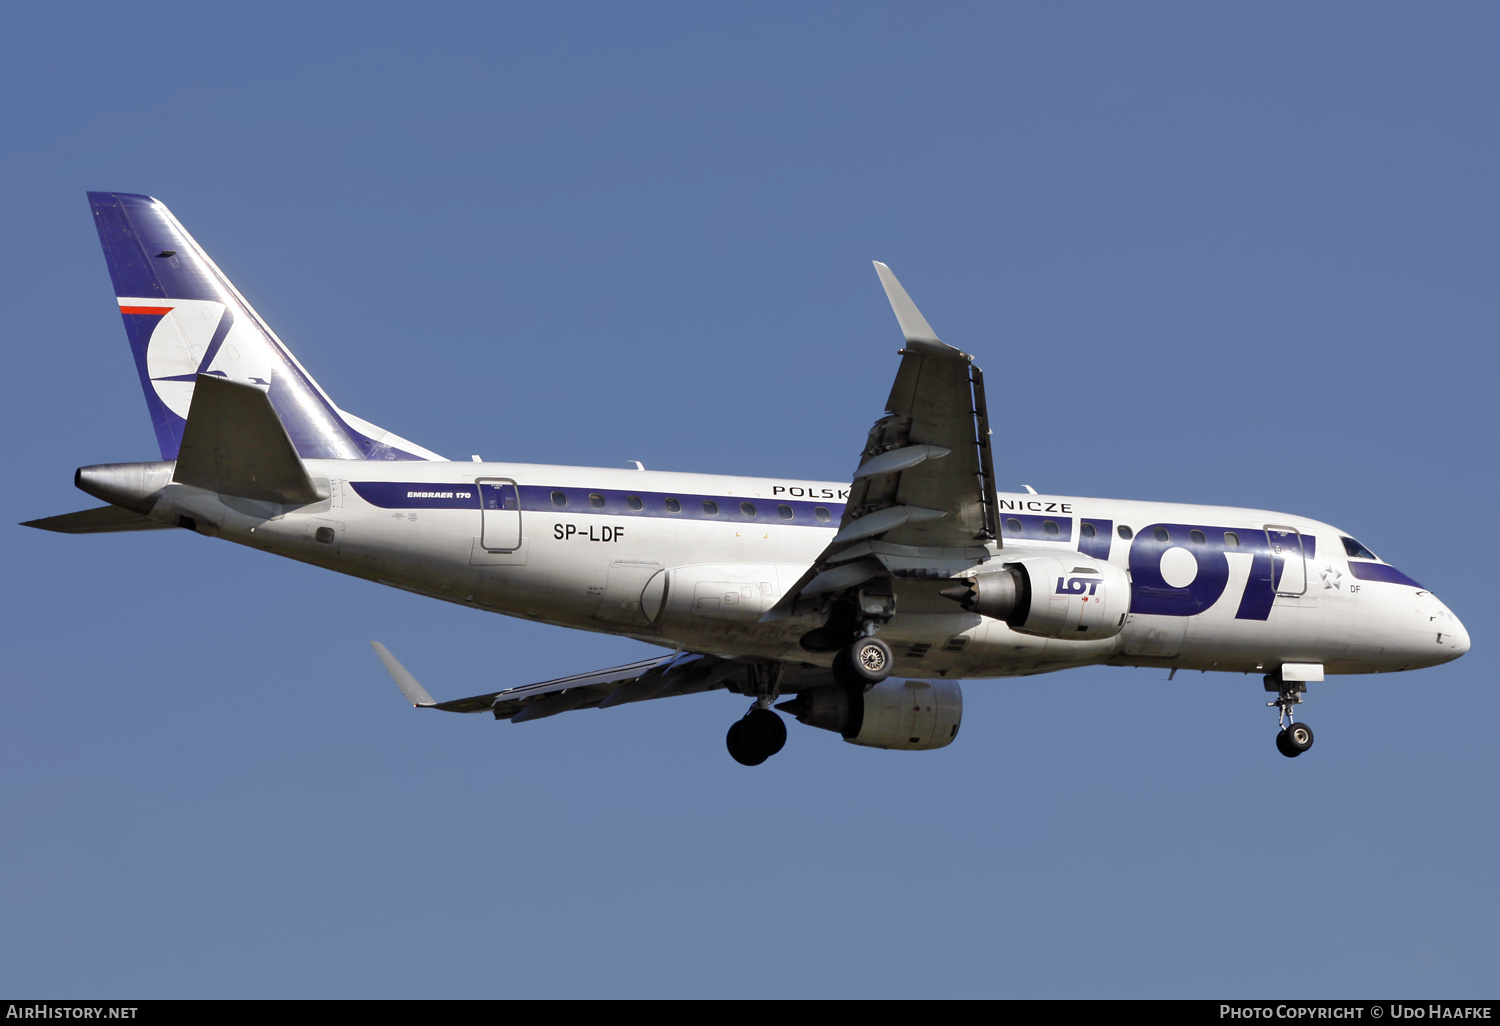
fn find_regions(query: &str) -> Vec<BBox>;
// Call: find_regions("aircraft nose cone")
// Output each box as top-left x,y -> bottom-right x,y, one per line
1449,615 -> 1471,659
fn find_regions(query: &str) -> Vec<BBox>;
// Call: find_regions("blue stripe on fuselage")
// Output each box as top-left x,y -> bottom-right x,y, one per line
350,482 -> 844,523
350,483 -> 1117,544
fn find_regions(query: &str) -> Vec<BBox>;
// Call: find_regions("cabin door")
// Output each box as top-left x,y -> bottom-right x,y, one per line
1265,526 -> 1306,596
478,479 -> 522,552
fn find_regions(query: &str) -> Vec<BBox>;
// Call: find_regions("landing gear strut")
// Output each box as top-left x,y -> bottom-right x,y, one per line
1266,675 -> 1315,758
726,663 -> 788,766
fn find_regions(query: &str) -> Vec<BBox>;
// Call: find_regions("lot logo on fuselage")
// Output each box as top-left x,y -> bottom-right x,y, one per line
1127,524 -> 1312,621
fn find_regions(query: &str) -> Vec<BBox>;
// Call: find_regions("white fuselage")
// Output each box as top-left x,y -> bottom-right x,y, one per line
147,459 -> 1469,685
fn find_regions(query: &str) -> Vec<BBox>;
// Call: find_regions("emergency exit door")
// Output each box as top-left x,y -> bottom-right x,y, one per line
478,479 -> 521,551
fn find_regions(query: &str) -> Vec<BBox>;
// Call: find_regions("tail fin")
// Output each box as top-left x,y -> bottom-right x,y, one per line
88,192 -> 442,463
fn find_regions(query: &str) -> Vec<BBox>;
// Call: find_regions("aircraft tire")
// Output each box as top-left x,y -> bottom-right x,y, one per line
844,637 -> 894,684
1275,730 -> 1300,758
726,718 -> 768,766
742,708 -> 787,757
1284,722 -> 1314,754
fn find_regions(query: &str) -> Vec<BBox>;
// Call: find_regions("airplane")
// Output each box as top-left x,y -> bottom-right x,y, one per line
23,192 -> 1471,765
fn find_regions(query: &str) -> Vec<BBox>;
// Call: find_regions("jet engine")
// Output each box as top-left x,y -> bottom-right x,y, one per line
776,678 -> 962,751
940,555 -> 1131,641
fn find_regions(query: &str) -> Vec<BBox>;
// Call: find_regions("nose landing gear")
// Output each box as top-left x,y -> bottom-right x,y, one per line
1266,675 -> 1315,758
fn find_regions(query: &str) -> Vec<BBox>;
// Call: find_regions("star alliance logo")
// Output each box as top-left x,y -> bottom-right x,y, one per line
1321,565 -> 1343,590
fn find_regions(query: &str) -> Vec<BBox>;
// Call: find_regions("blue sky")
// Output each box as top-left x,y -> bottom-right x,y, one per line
2,1 -> 1496,998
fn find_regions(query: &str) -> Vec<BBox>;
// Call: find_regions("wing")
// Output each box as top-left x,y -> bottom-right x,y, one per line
767,263 -> 1000,619
372,643 -> 748,722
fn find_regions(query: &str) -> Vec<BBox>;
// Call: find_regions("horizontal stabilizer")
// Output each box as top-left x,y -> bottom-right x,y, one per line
21,505 -> 174,534
371,642 -> 437,707
173,374 -> 324,505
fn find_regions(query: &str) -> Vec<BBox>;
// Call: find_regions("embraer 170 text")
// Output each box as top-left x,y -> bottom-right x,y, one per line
24,193 -> 1470,764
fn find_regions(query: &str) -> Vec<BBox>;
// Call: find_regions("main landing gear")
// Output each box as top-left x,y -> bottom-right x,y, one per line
723,634 -> 895,766
726,662 -> 788,767
726,708 -> 787,766
1266,675 -> 1315,758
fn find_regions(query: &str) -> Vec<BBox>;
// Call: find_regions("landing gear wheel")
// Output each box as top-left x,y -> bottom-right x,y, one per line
1276,723 -> 1314,758
742,708 -> 787,757
1284,722 -> 1314,755
837,636 -> 893,687
726,710 -> 786,766
726,719 -> 765,766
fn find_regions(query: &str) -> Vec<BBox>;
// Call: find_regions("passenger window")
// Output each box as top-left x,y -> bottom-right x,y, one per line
1342,537 -> 1379,560
665,497 -> 681,513
1224,531 -> 1240,548
589,493 -> 606,509
703,500 -> 719,516
1043,520 -> 1059,536
778,504 -> 793,521
1154,527 -> 1170,542
1080,522 -> 1097,539
740,502 -> 756,518
550,491 -> 567,508
627,496 -> 643,511
814,507 -> 831,522
1006,518 -> 1022,533
1190,530 -> 1206,545
1118,525 -> 1133,540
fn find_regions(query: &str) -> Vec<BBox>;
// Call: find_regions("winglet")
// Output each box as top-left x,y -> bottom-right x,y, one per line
873,261 -> 942,344
372,641 -> 437,707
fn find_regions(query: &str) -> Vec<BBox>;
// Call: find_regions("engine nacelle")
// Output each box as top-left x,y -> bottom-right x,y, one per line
777,679 -> 963,751
941,555 -> 1131,641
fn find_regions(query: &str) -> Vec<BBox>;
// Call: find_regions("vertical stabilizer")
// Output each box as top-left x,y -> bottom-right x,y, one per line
88,192 -> 442,462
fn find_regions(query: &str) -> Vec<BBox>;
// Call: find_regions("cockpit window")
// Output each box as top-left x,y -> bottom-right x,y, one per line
1342,537 -> 1379,560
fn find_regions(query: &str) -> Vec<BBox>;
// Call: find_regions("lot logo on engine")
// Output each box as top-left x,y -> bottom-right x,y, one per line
1056,577 -> 1101,596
